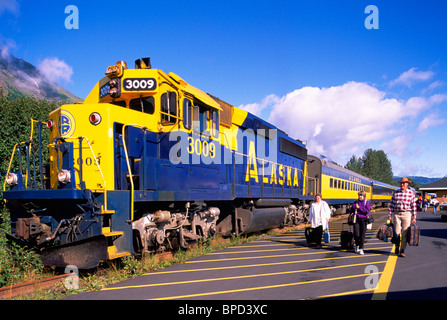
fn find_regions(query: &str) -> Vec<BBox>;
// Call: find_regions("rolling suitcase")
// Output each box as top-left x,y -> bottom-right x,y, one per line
305,227 -> 317,245
407,223 -> 420,246
340,223 -> 353,249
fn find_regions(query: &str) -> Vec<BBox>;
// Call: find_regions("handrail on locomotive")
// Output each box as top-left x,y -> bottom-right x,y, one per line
3,119 -> 108,210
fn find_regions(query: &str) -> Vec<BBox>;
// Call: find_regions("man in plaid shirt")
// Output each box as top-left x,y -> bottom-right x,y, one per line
388,177 -> 417,257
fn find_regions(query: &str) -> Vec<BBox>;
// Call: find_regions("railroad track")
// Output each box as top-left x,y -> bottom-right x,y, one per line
0,274 -> 68,299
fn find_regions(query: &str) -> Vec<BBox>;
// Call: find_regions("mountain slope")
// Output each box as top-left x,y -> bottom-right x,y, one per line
394,176 -> 444,186
0,52 -> 81,103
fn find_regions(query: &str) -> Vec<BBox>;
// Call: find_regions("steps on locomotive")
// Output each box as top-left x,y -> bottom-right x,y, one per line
107,245 -> 131,260
102,227 -> 131,260
101,220 -> 131,260
101,209 -> 116,215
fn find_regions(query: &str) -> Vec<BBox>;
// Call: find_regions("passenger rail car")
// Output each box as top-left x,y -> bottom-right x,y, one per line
307,155 -> 398,213
2,58 -> 309,269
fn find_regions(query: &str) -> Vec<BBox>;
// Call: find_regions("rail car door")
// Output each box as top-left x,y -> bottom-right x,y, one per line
306,155 -> 321,197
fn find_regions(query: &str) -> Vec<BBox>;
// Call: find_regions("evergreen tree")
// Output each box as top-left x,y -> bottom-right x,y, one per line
345,155 -> 363,175
344,148 -> 394,184
0,89 -> 61,178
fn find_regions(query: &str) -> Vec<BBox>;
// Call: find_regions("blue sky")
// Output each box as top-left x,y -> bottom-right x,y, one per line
1,0 -> 446,178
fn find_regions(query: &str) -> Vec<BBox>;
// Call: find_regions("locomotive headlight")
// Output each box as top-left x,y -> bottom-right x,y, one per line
108,77 -> 121,98
109,87 -> 119,98
6,172 -> 18,185
109,78 -> 119,87
89,112 -> 102,125
106,66 -> 114,75
105,61 -> 126,78
58,169 -> 71,184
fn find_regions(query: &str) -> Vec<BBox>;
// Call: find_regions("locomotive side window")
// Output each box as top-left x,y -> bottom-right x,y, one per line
183,98 -> 192,130
130,96 -> 155,114
199,107 -> 208,134
191,103 -> 219,137
211,109 -> 219,138
192,105 -> 200,134
161,91 -> 177,124
110,101 -> 127,108
192,104 -> 209,135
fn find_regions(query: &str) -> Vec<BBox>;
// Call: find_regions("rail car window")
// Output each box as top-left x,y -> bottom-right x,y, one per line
183,98 -> 192,130
161,91 -> 177,124
330,178 -> 333,188
130,96 -> 155,114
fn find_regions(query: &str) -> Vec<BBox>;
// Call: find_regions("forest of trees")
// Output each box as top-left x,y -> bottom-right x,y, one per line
0,90 -> 63,286
0,89 -> 61,177
345,148 -> 395,185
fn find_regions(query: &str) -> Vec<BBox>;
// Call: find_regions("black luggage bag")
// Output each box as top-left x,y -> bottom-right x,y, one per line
305,227 -> 317,245
340,223 -> 354,249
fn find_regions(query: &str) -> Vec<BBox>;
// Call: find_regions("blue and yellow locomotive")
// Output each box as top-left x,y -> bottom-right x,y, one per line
2,58 -> 310,268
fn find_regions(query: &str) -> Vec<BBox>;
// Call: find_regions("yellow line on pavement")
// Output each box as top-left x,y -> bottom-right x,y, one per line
103,260 -> 386,293
228,243 -> 295,248
371,245 -> 398,300
305,288 -> 376,300
151,271 -> 382,300
140,253 -> 383,276
186,245 -> 393,264
208,247 -> 308,255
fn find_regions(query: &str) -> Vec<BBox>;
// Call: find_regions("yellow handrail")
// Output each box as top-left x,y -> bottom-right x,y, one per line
121,124 -> 148,222
3,119 -> 50,191
3,143 -> 19,192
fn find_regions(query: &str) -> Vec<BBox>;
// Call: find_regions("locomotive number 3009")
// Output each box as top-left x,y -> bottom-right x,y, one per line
123,78 -> 157,91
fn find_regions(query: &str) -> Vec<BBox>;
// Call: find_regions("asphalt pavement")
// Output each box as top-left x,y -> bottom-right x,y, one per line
64,209 -> 447,302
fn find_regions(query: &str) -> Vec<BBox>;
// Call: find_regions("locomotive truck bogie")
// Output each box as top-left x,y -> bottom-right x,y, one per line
131,205 -> 220,253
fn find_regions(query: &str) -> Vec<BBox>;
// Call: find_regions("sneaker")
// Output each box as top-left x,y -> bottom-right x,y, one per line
359,249 -> 364,255
354,245 -> 359,253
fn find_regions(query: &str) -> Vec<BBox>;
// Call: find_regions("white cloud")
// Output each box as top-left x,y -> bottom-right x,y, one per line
238,94 -> 279,117
38,57 -> 74,85
239,81 -> 445,167
0,37 -> 16,60
380,135 -> 412,158
389,67 -> 434,87
0,0 -> 19,15
417,114 -> 446,133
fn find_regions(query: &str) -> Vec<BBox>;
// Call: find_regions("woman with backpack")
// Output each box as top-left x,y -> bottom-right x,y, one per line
350,190 -> 371,255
